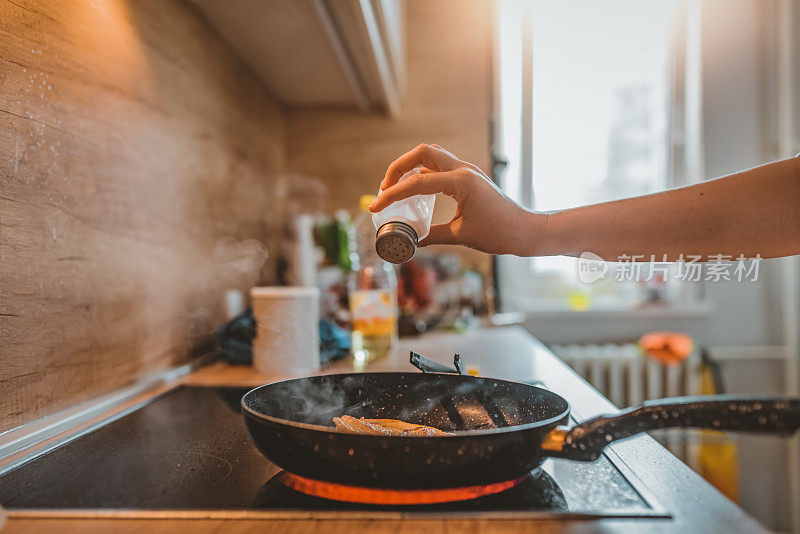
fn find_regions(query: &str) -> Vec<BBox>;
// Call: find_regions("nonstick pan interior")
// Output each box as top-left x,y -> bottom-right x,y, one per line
242,372 -> 569,432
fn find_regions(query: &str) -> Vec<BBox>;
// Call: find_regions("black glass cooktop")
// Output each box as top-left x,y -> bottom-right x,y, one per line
0,386 -> 668,518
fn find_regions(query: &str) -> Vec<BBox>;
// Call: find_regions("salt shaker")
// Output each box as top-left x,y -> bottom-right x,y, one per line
372,167 -> 436,264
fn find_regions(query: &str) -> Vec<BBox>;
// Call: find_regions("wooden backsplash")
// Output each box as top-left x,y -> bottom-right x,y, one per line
0,0 -> 285,431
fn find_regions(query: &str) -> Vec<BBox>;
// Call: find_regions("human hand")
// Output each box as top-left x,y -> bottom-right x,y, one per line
369,144 -> 545,256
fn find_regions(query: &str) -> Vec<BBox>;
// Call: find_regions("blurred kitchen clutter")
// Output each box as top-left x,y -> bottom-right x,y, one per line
217,176 -> 493,369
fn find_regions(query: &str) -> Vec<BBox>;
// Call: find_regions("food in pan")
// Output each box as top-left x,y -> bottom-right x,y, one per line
332,415 -> 453,436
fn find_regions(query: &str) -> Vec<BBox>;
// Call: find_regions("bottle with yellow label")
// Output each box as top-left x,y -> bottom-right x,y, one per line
348,195 -> 399,367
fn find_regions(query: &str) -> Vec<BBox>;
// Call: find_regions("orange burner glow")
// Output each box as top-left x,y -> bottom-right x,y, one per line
276,472 -> 530,505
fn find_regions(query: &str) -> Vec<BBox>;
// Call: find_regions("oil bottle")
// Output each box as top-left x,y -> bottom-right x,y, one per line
348,195 -> 398,367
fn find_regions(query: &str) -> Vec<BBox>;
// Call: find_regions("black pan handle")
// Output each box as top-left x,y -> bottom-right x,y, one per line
542,395 -> 800,461
409,351 -> 465,374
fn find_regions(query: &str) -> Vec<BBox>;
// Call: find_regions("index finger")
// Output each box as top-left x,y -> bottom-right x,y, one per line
370,170 -> 463,212
380,144 -> 462,190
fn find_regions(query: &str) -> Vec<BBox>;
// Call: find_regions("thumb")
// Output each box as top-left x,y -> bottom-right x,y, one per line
419,224 -> 458,247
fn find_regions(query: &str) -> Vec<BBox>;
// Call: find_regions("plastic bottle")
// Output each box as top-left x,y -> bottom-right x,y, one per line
372,167 -> 436,264
348,195 -> 399,366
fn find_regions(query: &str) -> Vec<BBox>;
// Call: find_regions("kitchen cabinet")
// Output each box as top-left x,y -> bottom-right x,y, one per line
188,0 -> 405,114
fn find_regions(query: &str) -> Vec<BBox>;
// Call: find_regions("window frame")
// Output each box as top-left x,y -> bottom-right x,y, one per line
491,0 -> 708,315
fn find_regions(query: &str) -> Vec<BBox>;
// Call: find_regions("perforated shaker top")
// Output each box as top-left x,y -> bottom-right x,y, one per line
375,222 -> 418,264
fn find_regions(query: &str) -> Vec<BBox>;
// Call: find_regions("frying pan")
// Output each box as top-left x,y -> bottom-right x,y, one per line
242,352 -> 800,488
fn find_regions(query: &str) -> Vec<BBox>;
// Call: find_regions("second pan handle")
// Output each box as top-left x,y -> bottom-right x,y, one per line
542,395 -> 800,461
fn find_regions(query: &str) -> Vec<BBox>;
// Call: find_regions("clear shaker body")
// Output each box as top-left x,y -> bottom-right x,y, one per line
371,167 -> 435,240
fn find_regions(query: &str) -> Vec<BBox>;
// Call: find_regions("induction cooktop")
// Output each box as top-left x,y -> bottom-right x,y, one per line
0,386 -> 669,519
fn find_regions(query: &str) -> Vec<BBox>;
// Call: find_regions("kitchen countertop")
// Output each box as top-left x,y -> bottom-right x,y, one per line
3,326 -> 768,533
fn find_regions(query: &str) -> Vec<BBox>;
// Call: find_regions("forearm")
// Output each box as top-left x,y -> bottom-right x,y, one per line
533,155 -> 800,261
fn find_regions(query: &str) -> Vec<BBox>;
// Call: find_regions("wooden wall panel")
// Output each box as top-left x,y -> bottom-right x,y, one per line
286,0 -> 494,271
0,0 -> 286,431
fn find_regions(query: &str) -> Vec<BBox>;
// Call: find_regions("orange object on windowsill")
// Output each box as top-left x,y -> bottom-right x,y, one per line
638,332 -> 693,366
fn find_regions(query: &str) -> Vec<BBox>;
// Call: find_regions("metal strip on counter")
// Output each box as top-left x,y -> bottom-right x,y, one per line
0,359 -> 205,473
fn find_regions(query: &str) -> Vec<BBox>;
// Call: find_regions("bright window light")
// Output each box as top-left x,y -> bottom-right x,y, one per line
531,0 -> 673,278
495,0 -> 689,310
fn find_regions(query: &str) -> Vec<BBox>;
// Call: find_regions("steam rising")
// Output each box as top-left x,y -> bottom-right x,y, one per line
249,375 -> 368,426
209,238 -> 270,289
181,238 -> 270,340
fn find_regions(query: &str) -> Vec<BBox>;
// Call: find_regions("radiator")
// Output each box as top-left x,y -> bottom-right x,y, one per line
551,343 -> 700,465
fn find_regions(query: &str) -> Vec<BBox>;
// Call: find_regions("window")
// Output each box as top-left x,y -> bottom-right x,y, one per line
495,0 -> 702,312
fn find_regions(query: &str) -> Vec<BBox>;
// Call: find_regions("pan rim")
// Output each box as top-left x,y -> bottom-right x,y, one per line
240,372 -> 571,438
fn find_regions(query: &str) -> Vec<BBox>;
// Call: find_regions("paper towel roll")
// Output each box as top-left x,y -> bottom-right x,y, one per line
250,286 -> 320,376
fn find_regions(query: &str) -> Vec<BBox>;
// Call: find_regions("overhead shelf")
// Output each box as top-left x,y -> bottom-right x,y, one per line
189,0 -> 405,114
